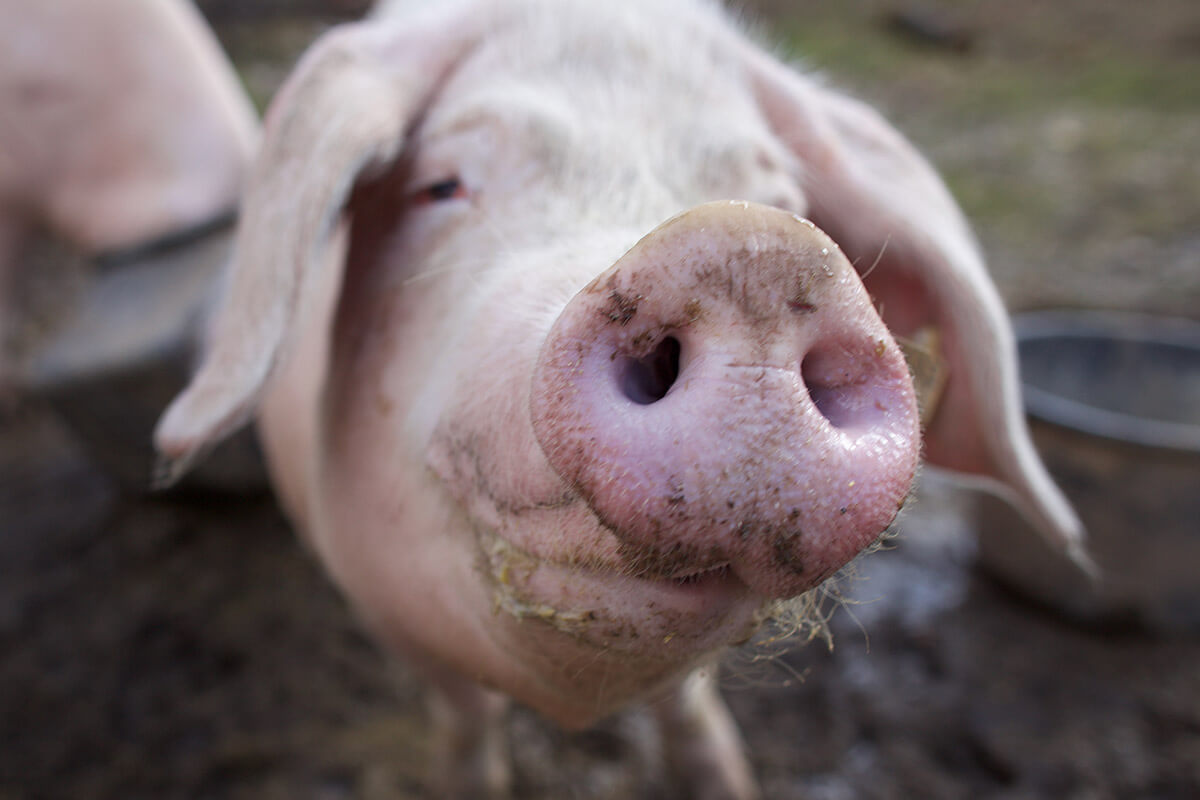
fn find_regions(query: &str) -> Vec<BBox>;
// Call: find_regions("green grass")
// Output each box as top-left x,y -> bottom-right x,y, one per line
772,17 -> 1200,115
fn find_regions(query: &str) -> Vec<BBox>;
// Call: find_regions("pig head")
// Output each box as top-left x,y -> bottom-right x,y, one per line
156,0 -> 1082,732
0,0 -> 257,389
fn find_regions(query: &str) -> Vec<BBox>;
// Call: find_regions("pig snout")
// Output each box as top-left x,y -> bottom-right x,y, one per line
530,202 -> 921,599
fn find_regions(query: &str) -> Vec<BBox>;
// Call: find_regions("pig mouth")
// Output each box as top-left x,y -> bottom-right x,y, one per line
666,563 -> 733,587
481,532 -> 766,654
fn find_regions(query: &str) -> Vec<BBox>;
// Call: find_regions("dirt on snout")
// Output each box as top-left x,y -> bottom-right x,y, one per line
3,0 -> 1200,798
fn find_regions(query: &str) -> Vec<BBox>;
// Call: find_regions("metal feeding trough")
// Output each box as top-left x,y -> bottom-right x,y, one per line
976,311 -> 1200,634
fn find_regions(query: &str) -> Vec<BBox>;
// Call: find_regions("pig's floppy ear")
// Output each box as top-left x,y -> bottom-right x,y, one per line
154,12 -> 486,483
743,49 -> 1086,560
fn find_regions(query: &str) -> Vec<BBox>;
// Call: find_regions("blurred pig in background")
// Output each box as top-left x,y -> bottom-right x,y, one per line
0,0 -> 259,486
0,0 -> 258,462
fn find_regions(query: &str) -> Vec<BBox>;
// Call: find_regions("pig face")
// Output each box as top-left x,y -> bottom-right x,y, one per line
157,0 -> 1082,728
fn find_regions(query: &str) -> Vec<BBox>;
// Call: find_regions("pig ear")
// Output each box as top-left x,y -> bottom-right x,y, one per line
744,50 -> 1086,561
154,13 -> 485,483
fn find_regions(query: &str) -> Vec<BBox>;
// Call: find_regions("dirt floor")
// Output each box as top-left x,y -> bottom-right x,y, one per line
3,1 -> 1199,798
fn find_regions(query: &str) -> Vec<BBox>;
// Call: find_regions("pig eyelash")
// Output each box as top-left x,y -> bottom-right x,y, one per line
410,176 -> 469,206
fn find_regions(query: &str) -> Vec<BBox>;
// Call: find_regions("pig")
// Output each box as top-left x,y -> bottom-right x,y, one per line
155,0 -> 1085,796
0,0 -> 257,393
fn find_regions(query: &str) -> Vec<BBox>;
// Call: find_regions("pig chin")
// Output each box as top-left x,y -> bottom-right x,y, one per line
471,510 -> 770,657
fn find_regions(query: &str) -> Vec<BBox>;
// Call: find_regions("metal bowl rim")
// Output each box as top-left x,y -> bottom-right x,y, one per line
1012,310 -> 1200,453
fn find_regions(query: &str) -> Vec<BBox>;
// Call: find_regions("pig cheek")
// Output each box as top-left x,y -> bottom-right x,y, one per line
418,301 -> 577,534
425,423 -> 574,526
417,239 -> 637,564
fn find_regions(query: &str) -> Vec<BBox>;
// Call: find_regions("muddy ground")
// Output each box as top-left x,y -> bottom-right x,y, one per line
2,1 -> 1199,798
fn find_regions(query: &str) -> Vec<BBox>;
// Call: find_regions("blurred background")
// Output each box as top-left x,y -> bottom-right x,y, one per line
1,1 -> 1198,798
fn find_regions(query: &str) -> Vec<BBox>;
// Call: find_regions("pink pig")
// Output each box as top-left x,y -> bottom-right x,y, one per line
0,0 -> 256,389
157,1 -> 1084,796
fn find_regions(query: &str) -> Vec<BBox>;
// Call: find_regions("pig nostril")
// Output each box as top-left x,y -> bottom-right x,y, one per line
806,382 -> 853,428
618,337 -> 681,405
802,354 -> 863,429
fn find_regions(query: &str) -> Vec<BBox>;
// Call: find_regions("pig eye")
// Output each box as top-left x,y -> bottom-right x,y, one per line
411,177 -> 468,206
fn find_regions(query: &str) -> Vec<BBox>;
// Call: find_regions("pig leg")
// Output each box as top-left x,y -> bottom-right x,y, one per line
652,669 -> 760,800
424,670 -> 512,799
